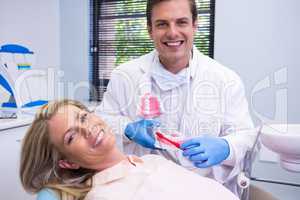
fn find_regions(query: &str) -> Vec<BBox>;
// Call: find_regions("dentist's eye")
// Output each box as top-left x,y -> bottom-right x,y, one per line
177,20 -> 188,26
156,22 -> 167,28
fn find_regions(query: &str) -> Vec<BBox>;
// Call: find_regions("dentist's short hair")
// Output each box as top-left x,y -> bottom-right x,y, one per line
20,99 -> 93,198
146,0 -> 198,27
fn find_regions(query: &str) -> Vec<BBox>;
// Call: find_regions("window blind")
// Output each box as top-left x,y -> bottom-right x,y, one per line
90,0 -> 215,101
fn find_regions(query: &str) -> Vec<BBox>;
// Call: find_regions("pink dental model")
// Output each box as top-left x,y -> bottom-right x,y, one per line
138,93 -> 182,149
138,93 -> 161,119
138,93 -> 212,176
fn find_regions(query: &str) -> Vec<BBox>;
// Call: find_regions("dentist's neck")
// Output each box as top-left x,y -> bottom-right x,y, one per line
159,52 -> 192,74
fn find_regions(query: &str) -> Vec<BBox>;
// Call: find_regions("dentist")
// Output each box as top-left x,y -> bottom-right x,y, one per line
97,0 -> 255,197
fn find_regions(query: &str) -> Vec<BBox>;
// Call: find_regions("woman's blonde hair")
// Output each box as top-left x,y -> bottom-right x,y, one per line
20,99 -> 95,200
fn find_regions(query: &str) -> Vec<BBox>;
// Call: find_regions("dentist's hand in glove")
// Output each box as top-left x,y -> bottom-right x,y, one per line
180,136 -> 230,168
125,119 -> 159,149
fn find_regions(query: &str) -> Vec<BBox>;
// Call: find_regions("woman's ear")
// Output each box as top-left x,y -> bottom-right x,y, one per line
58,160 -> 80,169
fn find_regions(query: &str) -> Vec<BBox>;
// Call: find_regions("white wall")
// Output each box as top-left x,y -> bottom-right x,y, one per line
214,0 -> 300,125
214,1 -> 300,199
0,0 -> 60,69
0,0 -> 90,102
59,0 -> 90,102
0,0 -> 61,104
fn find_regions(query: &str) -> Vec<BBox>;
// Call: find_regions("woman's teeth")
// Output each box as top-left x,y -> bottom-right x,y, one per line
94,129 -> 104,147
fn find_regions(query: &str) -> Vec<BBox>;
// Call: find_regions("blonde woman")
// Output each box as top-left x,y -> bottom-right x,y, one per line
20,100 -> 95,200
20,99 -> 239,200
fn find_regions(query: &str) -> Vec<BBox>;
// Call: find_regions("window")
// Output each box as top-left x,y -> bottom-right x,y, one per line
90,0 -> 215,101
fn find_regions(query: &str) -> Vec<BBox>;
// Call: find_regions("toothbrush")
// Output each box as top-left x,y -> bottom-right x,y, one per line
155,131 -> 181,149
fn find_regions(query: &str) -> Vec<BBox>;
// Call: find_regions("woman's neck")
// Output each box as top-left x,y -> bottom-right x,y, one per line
94,148 -> 127,171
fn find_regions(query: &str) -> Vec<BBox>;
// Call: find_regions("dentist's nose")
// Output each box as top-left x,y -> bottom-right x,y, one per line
166,24 -> 179,38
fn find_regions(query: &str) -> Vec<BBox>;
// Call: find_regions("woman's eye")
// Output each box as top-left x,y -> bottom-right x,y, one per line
80,113 -> 88,123
67,134 -> 75,144
66,132 -> 76,145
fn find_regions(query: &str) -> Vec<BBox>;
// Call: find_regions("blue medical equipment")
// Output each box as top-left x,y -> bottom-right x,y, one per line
0,63 -> 17,118
0,44 -> 34,70
0,44 -> 48,118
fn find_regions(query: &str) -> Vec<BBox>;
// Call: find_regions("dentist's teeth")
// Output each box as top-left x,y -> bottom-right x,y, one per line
166,41 -> 181,46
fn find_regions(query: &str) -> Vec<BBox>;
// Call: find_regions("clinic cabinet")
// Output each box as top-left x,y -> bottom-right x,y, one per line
0,123 -> 36,200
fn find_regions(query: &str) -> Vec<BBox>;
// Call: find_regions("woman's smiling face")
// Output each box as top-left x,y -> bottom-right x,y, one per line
48,105 -> 116,169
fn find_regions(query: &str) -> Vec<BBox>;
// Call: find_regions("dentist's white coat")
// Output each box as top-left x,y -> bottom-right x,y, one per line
96,47 -> 256,197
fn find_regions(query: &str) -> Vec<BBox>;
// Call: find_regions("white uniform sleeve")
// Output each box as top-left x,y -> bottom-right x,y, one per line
213,75 -> 256,183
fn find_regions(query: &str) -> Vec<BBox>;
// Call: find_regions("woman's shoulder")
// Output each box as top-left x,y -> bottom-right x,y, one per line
140,154 -> 171,165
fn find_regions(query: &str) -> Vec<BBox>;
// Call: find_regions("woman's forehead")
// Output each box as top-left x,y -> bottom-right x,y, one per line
56,105 -> 81,116
48,105 -> 81,144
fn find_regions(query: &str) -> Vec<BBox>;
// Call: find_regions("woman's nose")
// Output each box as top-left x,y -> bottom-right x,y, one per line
85,123 -> 100,138
78,123 -> 92,138
83,128 -> 91,138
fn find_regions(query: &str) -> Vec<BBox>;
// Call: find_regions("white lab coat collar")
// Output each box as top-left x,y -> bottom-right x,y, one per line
139,46 -> 199,78
139,47 -> 200,91
150,56 -> 189,91
189,46 -> 199,78
139,50 -> 156,74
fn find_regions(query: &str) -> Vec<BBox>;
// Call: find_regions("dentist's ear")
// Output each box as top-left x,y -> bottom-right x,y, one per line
193,19 -> 198,34
58,160 -> 80,169
147,25 -> 153,40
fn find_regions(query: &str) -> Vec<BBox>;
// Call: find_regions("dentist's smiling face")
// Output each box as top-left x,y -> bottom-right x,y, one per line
148,0 -> 197,73
48,105 -> 116,169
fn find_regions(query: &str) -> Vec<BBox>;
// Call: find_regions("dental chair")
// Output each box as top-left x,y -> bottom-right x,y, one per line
37,185 -> 280,200
249,184 -> 279,200
36,188 -> 59,200
241,127 -> 279,200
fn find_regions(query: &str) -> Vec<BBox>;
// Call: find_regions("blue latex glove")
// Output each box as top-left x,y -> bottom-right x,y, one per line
180,136 -> 230,168
125,119 -> 159,149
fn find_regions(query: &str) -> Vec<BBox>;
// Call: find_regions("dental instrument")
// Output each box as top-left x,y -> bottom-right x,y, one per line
239,125 -> 262,199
